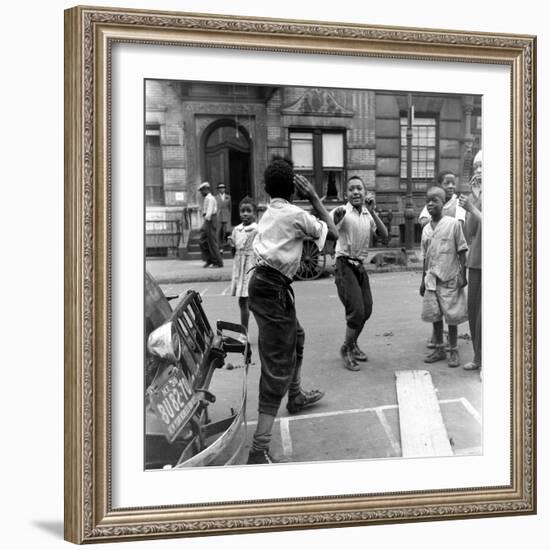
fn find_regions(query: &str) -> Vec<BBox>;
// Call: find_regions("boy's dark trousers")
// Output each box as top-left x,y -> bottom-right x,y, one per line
199,213 -> 223,266
334,257 -> 373,333
248,266 -> 304,417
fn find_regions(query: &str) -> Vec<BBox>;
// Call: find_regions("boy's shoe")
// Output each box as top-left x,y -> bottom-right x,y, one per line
424,346 -> 446,363
352,342 -> 368,362
286,389 -> 325,414
202,262 -> 212,268
247,449 -> 276,464
340,345 -> 360,371
463,361 -> 480,371
448,348 -> 460,368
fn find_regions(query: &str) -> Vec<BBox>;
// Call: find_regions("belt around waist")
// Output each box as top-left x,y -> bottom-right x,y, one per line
254,264 -> 293,287
337,256 -> 364,267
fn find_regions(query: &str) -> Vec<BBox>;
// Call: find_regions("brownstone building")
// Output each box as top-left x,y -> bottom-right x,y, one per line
145,80 -> 481,255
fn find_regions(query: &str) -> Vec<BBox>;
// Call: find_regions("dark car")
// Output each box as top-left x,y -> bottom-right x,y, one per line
144,271 -> 249,469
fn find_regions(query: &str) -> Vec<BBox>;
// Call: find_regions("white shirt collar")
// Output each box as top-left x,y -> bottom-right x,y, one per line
269,197 -> 291,207
345,201 -> 369,215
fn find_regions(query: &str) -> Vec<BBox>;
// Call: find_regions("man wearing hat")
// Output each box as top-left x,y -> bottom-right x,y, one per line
215,182 -> 232,250
198,181 -> 224,268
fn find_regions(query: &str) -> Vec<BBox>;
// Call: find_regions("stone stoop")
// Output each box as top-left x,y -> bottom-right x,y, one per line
180,229 -> 234,260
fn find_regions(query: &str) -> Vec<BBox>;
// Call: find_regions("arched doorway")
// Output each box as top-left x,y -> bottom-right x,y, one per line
202,120 -> 252,226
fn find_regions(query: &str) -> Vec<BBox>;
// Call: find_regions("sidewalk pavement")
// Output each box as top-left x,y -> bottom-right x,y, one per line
147,247 -> 423,284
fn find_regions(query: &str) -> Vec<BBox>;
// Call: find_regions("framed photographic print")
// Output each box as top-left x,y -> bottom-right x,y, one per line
64,5 -> 536,544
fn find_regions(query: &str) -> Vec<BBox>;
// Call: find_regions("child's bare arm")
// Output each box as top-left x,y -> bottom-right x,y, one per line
420,258 -> 426,296
457,249 -> 468,287
366,199 -> 389,241
459,194 -> 482,222
294,174 -> 339,240
420,232 -> 427,296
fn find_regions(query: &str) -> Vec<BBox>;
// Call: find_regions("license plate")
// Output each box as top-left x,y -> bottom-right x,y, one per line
148,366 -> 199,442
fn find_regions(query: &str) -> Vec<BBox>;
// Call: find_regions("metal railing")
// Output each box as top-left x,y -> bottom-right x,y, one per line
146,220 -> 182,256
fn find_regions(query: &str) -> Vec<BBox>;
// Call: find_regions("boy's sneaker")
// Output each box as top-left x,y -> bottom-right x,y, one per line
247,449 -> 276,465
286,389 -> 325,414
424,346 -> 446,363
352,342 -> 368,362
448,348 -> 460,368
463,361 -> 480,371
340,345 -> 360,371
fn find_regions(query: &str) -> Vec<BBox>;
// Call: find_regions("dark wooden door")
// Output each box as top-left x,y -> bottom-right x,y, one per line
205,148 -> 228,191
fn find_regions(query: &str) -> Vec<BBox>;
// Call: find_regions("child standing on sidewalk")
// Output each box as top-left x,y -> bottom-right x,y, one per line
228,196 -> 258,332
246,157 -> 339,465
420,186 -> 469,368
330,177 -> 388,371
419,171 -> 465,351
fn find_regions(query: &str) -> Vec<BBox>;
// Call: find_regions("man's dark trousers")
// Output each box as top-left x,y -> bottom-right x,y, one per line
199,213 -> 223,266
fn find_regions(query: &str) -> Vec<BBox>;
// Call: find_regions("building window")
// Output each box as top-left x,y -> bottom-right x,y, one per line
145,126 -> 164,206
290,129 -> 345,200
399,117 -> 437,180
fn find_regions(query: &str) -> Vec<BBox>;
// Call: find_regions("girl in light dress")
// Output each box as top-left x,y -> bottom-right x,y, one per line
228,196 -> 258,332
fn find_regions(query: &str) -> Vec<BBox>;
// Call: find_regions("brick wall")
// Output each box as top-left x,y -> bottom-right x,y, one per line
145,81 -> 187,207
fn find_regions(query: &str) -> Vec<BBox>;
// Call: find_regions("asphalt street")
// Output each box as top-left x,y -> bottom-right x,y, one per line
162,271 -> 482,465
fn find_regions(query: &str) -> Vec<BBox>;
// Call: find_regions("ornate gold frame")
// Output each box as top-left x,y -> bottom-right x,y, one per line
64,5 -> 536,544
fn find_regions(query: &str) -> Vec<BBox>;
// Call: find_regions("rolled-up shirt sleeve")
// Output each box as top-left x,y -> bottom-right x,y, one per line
294,211 -> 328,251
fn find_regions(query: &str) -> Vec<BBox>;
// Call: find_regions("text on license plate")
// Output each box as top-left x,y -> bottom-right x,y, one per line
150,367 -> 199,442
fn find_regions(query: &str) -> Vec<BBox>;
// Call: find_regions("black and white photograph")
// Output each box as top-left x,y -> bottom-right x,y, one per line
143,80 -> 483,469
57,2 -> 538,545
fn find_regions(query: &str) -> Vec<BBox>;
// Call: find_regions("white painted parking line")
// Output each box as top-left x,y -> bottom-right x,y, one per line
375,407 -> 402,456
221,285 -> 231,296
200,288 -> 208,297
246,397 -> 479,458
247,398 -> 472,423
459,397 -> 482,425
284,405 -> 392,421
280,417 -> 293,458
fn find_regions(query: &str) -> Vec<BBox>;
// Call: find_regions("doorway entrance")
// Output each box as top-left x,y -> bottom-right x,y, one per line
203,121 -> 252,226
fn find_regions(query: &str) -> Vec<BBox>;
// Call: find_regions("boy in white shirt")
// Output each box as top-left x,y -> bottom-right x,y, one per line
330,177 -> 388,371
247,157 -> 339,465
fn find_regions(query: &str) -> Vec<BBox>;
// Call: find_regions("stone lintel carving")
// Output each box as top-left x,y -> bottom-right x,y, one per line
281,88 -> 354,118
